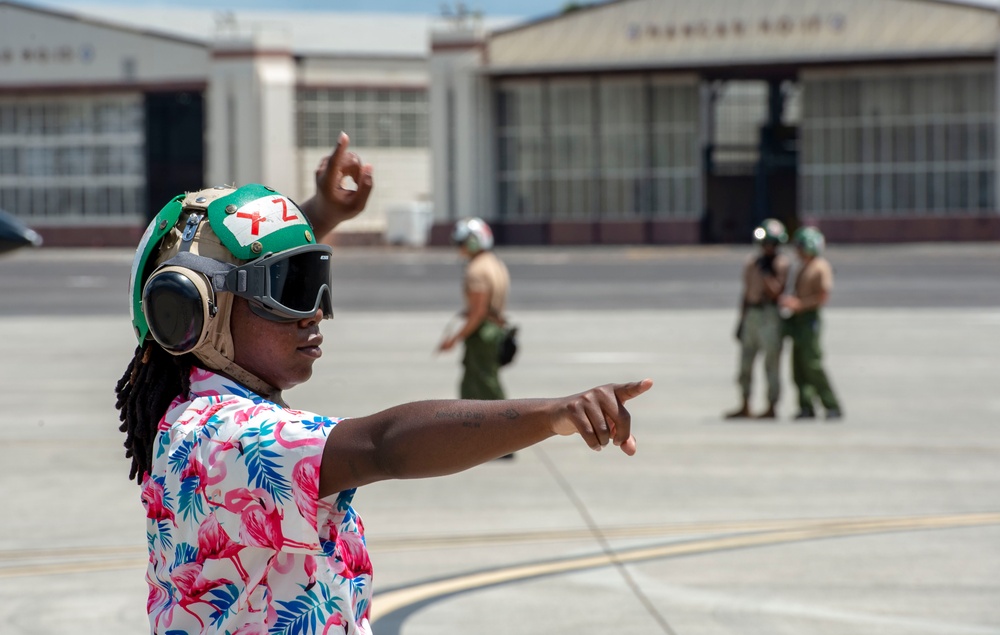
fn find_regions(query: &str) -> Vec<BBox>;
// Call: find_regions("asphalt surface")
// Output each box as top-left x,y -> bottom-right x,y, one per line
0,243 -> 998,317
0,243 -> 998,635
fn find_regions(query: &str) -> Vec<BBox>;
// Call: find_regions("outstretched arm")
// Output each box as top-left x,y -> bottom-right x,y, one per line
319,379 -> 653,497
299,132 -> 374,239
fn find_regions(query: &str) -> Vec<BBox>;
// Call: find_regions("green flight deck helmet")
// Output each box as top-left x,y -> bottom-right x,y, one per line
792,226 -> 826,257
753,218 -> 788,245
128,184 -> 333,393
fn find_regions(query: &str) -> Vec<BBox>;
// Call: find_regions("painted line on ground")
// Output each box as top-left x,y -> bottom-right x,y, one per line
370,512 -> 1000,623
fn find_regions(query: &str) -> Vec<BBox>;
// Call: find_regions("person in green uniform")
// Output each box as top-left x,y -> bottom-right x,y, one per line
779,226 -> 843,421
726,218 -> 792,420
437,217 -> 511,400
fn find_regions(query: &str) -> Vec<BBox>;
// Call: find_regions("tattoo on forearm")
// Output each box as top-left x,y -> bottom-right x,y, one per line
435,410 -> 485,421
436,409 -> 486,429
434,406 -> 519,428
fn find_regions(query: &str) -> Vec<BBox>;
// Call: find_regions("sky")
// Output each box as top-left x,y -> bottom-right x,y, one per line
36,0 -> 588,20
34,0 -> 1000,18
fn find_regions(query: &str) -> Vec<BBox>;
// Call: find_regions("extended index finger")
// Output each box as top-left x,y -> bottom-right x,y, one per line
318,132 -> 349,183
609,379 -> 651,448
614,378 -> 653,404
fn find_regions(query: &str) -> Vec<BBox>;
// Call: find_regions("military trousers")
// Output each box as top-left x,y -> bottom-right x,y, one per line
785,309 -> 841,415
461,320 -> 506,400
737,304 -> 784,405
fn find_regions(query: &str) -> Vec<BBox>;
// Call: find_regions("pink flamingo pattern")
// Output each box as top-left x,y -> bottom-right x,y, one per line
141,369 -> 373,634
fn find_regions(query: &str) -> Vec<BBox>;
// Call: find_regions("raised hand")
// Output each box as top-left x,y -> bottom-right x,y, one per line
553,379 -> 653,456
302,132 -> 374,238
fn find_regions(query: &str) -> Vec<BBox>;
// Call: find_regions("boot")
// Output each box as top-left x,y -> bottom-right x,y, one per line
724,400 -> 751,419
756,404 -> 777,419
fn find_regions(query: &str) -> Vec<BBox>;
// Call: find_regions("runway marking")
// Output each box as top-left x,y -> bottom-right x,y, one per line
369,512 -> 1000,624
0,513 -> 973,571
1,512 -> 997,606
368,517 -> 871,551
0,518 -> 838,571
0,558 -> 149,578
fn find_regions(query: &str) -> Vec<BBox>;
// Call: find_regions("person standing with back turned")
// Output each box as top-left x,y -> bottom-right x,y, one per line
725,218 -> 791,419
437,217 -> 511,401
780,226 -> 843,421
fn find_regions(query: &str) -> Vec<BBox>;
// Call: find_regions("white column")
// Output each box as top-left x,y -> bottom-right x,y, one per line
207,31 -> 295,194
429,23 -> 487,223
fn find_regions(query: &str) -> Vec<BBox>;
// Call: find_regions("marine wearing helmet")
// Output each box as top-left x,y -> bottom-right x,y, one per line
753,218 -> 788,245
792,226 -> 826,256
450,217 -> 495,254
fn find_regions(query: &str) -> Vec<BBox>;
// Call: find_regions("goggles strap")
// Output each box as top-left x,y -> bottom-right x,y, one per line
160,249 -> 329,320
160,252 -> 236,292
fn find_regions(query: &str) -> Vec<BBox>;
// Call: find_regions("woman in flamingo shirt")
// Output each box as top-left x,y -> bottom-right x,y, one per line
116,134 -> 652,634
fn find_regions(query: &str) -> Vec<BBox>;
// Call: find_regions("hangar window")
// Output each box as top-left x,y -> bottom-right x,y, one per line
550,79 -> 596,220
801,67 -> 995,217
496,82 -> 546,220
296,87 -> 428,149
496,75 -> 700,222
0,94 -> 144,223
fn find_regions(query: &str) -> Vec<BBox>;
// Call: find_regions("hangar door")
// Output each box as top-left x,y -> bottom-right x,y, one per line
702,79 -> 800,243
145,91 -> 204,219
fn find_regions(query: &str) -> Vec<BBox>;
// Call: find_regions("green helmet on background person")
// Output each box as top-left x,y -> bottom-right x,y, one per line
753,218 -> 788,245
128,184 -> 334,394
793,226 -> 826,256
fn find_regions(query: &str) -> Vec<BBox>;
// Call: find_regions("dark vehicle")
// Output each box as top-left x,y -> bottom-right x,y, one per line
0,208 -> 42,255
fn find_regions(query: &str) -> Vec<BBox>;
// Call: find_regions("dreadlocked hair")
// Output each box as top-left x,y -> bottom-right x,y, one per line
115,342 -> 195,484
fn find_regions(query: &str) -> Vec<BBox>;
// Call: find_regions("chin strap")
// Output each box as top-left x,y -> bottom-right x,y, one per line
189,288 -> 280,403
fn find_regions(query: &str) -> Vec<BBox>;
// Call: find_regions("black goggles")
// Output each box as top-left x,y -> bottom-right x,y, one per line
163,245 -> 334,323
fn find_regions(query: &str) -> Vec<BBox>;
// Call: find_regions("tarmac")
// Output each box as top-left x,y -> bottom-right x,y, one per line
0,246 -> 998,635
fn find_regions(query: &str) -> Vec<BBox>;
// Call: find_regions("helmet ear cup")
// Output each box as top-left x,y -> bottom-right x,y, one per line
142,266 -> 214,354
465,233 -> 481,253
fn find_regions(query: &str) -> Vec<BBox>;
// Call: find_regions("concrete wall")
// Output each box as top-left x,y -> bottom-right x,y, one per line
0,3 -> 208,87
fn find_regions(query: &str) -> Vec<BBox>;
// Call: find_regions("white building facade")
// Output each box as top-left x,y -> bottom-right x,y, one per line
4,0 -> 999,246
0,1 -> 436,246
429,0 -> 1000,244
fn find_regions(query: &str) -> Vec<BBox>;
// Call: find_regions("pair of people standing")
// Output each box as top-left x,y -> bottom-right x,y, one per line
726,220 -> 843,421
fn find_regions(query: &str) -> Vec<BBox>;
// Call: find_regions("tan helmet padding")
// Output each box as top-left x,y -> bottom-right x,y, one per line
152,186 -> 276,398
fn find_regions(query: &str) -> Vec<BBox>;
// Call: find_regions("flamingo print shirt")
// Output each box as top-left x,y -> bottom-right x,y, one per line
141,368 -> 373,634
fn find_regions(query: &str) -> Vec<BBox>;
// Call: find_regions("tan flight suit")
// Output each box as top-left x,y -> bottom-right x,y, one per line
737,252 -> 790,406
786,256 -> 842,415
461,250 -> 510,400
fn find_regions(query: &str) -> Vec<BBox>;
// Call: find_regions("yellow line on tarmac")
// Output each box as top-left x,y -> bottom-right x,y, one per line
0,545 -> 145,562
366,516 -> 929,552
370,512 -> 1000,623
0,518 -> 842,572
0,559 -> 149,578
0,513 -> 996,584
